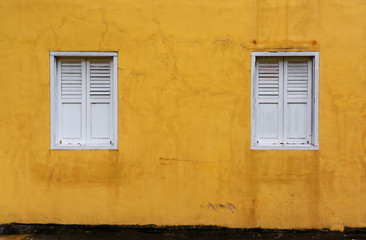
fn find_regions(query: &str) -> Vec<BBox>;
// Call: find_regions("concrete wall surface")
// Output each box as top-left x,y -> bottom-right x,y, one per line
0,0 -> 366,229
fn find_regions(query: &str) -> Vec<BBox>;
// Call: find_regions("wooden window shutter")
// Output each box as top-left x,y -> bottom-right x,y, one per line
284,57 -> 312,144
255,58 -> 283,144
86,59 -> 113,144
57,59 -> 86,144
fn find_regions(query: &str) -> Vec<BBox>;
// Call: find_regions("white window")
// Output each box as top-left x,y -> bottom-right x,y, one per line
50,52 -> 118,149
251,52 -> 319,150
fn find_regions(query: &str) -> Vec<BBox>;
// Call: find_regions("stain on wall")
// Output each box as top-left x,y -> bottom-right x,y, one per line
0,0 -> 366,229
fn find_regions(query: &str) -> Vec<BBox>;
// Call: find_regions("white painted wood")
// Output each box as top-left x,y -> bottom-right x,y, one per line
284,57 -> 312,144
50,55 -> 56,148
50,52 -> 118,150
283,58 -> 288,144
251,55 -> 256,146
112,55 -> 118,148
62,103 -> 82,139
89,60 -> 111,99
286,103 -> 307,141
252,52 -> 319,57
251,52 -> 319,150
57,59 -> 62,145
60,61 -> 83,99
257,103 -> 279,141
90,103 -> 110,138
52,145 -> 118,150
57,59 -> 85,145
87,59 -> 113,145
306,59 -> 313,143
255,58 -> 283,145
313,53 -> 319,147
50,51 -> 117,57
251,145 -> 319,150
81,60 -> 87,144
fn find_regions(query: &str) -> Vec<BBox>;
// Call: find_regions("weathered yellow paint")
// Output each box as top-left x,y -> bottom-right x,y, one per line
0,0 -> 366,229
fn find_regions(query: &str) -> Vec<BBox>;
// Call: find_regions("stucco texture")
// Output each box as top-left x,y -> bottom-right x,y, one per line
0,0 -> 366,229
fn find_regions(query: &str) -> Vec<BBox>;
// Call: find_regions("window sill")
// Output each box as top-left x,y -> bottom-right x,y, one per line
251,145 -> 319,150
51,145 -> 118,150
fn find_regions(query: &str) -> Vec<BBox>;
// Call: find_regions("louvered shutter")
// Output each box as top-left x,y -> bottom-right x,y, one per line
284,57 -> 312,144
57,59 -> 86,144
255,58 -> 283,144
86,59 -> 113,144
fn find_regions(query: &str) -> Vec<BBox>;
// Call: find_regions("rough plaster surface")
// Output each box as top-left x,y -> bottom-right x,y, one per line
0,0 -> 366,229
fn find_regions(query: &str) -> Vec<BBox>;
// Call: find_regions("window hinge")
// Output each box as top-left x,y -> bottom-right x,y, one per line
110,140 -> 113,145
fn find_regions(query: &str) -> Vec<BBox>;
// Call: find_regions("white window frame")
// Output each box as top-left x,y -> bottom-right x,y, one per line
50,51 -> 118,150
251,51 -> 319,150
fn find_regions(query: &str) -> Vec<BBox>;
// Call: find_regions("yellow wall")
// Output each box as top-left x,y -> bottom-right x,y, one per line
0,0 -> 366,229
